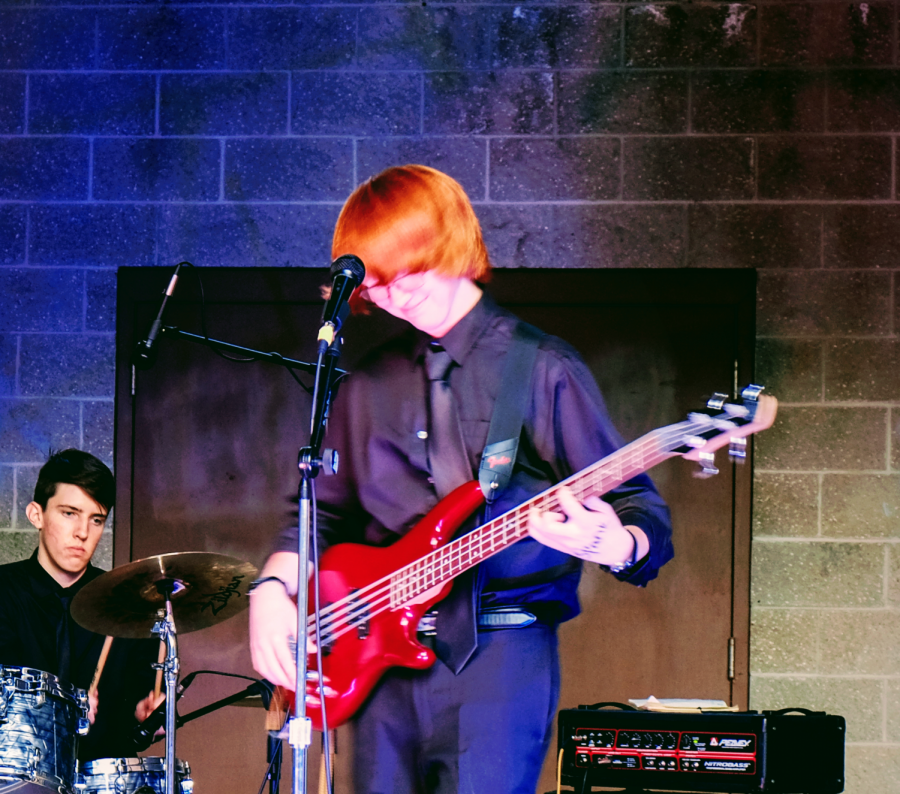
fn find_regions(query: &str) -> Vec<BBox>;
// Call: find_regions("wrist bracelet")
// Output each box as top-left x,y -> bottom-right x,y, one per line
248,576 -> 289,595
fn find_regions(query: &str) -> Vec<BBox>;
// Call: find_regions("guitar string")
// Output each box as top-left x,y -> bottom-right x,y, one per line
304,419 -> 705,643
306,405 -> 759,645
305,416 -> 733,644
306,418 -> 718,646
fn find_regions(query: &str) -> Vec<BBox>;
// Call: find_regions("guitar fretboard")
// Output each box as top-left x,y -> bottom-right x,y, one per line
387,424 -> 684,608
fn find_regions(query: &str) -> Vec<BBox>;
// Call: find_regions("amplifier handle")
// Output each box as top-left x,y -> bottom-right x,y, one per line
765,707 -> 826,718
577,702 -> 638,712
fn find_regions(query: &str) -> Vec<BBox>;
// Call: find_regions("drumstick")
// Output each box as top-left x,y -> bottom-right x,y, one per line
153,638 -> 165,699
89,636 -> 113,696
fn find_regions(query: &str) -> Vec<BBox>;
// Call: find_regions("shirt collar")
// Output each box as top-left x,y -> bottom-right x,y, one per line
26,548 -> 99,599
417,289 -> 498,366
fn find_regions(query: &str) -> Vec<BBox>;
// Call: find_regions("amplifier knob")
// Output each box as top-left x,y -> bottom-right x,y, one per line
642,733 -> 655,749
664,733 -> 677,750
652,733 -> 664,748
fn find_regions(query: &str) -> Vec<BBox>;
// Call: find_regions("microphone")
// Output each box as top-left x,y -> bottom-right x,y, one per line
317,255 -> 365,352
132,262 -> 183,370
131,670 -> 196,751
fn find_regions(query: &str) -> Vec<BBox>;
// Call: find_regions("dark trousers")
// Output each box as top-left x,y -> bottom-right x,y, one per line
353,624 -> 560,794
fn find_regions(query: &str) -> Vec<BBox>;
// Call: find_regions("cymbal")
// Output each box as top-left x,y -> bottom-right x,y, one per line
71,552 -> 258,639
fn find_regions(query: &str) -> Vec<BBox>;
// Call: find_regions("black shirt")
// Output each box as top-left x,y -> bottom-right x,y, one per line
277,291 -> 673,622
0,552 -> 159,761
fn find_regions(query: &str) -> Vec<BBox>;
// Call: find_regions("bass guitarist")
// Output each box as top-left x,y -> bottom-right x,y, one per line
249,164 -> 674,794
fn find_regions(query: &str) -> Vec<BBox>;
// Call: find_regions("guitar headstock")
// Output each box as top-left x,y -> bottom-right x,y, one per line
673,385 -> 777,477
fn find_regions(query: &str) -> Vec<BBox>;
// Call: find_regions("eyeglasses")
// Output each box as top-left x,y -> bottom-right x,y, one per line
358,271 -> 427,303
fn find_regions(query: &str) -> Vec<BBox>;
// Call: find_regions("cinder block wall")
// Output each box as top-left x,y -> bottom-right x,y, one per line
0,3 -> 897,790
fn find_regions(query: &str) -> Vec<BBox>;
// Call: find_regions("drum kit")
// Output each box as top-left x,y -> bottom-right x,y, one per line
0,551 -> 260,794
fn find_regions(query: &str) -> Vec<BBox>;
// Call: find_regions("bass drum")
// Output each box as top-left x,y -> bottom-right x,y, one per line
77,758 -> 193,794
0,665 -> 90,794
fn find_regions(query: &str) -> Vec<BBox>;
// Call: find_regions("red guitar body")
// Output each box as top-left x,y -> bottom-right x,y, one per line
302,480 -> 486,731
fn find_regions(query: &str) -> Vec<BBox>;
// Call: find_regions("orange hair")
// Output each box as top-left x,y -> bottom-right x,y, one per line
332,165 -> 491,309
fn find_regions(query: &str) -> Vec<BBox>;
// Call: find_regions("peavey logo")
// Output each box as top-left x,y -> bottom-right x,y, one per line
486,454 -> 512,469
710,737 -> 752,749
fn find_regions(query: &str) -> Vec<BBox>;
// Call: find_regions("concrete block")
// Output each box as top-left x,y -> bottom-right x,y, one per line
752,540 -> 883,607
828,69 -> 900,132
750,608 -> 818,673
855,731 -> 900,790
478,205 -> 555,270
0,206 -> 26,266
97,8 -> 226,70
224,139 -> 353,201
86,271 -> 117,334
625,4 -> 756,68
753,472 -> 820,537
228,8 -> 356,70
31,205 -> 157,267
887,545 -> 900,606
559,71 -> 687,134
0,336 -> 16,398
624,137 -> 753,200
757,271 -> 892,336
0,139 -> 88,201
359,6 -> 491,70
0,269 -> 84,334
83,401 -> 114,467
760,2 -> 893,66
30,74 -> 155,136
759,136 -> 891,199
291,73 -> 420,136
819,610 -> 900,673
824,206 -> 900,269
888,681 -> 900,742
688,205 -> 822,269
494,6 -> 621,69
93,139 -> 220,202
826,339 -> 900,402
755,339 -> 822,403
357,138 -> 486,200
692,70 -> 825,133
20,335 -> 115,399
894,411 -> 899,472
425,71 -> 554,135
822,474 -> 900,538
0,9 -> 94,69
490,138 -> 620,201
161,74 -> 288,136
159,204 -> 340,270
0,532 -> 39,565
14,465 -> 37,527
757,406 -> 887,472
0,74 -> 25,135
550,204 -> 686,269
750,675 -> 880,741
0,399 -> 81,464
0,466 -> 11,528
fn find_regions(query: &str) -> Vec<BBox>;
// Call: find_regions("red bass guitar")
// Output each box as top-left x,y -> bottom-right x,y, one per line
295,386 -> 777,731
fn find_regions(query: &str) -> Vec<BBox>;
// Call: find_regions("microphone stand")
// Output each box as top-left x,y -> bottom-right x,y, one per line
286,336 -> 344,794
145,325 -> 347,379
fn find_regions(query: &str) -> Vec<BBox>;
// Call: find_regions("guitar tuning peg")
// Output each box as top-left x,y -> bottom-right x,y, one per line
707,392 -> 729,411
728,437 -> 747,462
693,450 -> 719,478
741,384 -> 764,402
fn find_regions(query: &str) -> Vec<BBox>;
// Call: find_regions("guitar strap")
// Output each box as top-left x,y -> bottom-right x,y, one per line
478,321 -> 544,511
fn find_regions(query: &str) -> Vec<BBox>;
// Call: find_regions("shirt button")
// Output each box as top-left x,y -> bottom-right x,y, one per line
416,430 -> 428,440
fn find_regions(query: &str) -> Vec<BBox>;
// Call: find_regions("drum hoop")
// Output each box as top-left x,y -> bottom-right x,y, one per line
80,757 -> 188,776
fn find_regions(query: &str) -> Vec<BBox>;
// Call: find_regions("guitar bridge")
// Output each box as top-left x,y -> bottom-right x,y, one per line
349,589 -> 371,640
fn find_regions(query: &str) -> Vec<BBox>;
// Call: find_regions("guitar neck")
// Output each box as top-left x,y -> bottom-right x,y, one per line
389,423 -> 686,607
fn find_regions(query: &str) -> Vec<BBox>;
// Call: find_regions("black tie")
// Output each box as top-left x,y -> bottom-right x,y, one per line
425,342 -> 479,674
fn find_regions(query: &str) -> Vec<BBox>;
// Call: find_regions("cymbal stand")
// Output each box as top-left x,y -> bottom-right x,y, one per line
152,581 -> 181,794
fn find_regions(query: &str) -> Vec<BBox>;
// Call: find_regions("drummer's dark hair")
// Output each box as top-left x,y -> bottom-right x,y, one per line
33,449 -> 115,513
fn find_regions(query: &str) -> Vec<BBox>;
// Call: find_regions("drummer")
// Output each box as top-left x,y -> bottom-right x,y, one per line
0,448 -> 162,761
